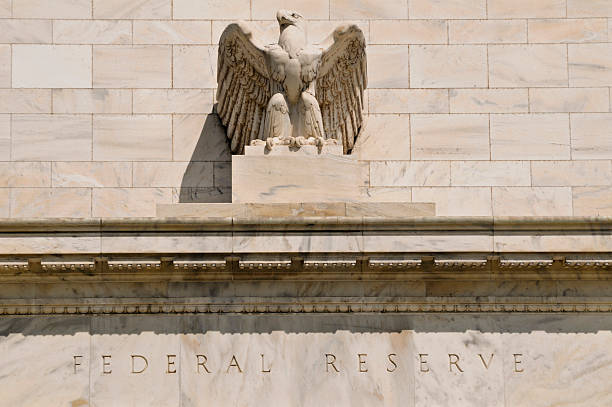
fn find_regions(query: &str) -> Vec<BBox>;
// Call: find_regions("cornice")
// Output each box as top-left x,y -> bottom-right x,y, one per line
0,216 -> 611,233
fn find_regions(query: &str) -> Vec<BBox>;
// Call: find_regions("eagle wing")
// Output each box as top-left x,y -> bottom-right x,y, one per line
217,23 -> 280,154
316,24 -> 367,154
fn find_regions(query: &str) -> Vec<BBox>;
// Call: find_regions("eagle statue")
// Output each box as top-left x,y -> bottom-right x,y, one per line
217,10 -> 367,154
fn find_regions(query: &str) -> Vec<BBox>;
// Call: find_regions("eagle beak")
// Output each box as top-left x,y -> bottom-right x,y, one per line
276,9 -> 292,25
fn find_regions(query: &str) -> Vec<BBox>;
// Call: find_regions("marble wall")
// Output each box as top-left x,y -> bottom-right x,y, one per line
1,313 -> 611,406
0,0 -> 611,216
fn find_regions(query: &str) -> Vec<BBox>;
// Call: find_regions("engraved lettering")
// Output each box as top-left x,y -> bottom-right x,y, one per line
449,354 -> 464,373
102,355 -> 112,375
227,355 -> 243,373
167,354 -> 176,374
513,353 -> 524,373
478,353 -> 494,370
131,355 -> 148,374
387,353 -> 397,373
358,353 -> 368,373
418,354 -> 429,373
325,353 -> 339,373
196,355 -> 211,374
73,355 -> 82,374
261,354 -> 271,373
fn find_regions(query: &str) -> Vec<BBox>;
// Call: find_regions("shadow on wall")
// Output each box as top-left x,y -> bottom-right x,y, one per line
179,107 -> 232,203
0,314 -> 610,336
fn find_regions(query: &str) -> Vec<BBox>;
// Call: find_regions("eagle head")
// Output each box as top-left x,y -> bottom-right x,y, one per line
276,9 -> 306,32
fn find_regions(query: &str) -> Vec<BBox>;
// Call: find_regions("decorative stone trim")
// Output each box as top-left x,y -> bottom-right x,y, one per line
1,297 -> 611,315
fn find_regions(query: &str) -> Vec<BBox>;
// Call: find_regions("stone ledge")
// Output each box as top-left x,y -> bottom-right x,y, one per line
0,216 -> 611,232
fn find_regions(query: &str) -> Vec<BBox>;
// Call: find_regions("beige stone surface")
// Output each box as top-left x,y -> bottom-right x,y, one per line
0,318 -> 90,407
232,156 -> 368,203
369,89 -> 448,114
0,89 -> 51,113
369,20 -> 447,45
134,21 -> 212,45
530,88 -> 609,113
89,320 -> 180,406
364,187 -> 412,202
411,114 -> 489,160
101,232 -> 231,253
569,44 -> 612,86
93,115 -> 172,161
12,114 -> 92,161
0,19 -> 52,43
0,162 -> 50,187
52,89 -> 132,114
330,0 -> 407,19
367,45 -> 409,89
412,186 -> 492,216
0,115 -> 8,160
308,20 -> 370,45
0,45 -> 9,88
492,187 -> 573,216
528,19 -> 608,43
0,0 -> 10,17
449,89 -> 528,113
133,162 -> 213,188
411,45 -> 487,88
0,189 -> 7,217
93,0 -> 171,19
451,161 -> 531,186
52,162 -> 132,188
531,161 -> 612,186
489,45 -> 567,87
253,0 -> 329,19
449,20 -> 526,44
212,20 -> 275,45
174,0 -> 250,19
364,232 -> 493,252
12,45 -> 91,88
93,188 -> 172,217
10,188 -> 91,217
409,0 -> 485,18
13,0 -> 91,18
172,114 -> 230,162
0,2 -> 612,219
134,89 -> 214,114
573,186 -> 612,216
487,0 -> 566,18
93,45 -> 171,88
173,45 -> 217,88
570,113 -> 612,159
234,232 -> 364,253
567,0 -> 612,17
490,114 -> 570,160
53,20 -> 132,45
494,233 -> 612,252
370,161 -> 450,187
158,202 -> 434,218
351,115 -> 410,160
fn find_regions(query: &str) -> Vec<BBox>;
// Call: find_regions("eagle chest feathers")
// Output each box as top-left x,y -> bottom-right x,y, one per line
217,10 -> 367,154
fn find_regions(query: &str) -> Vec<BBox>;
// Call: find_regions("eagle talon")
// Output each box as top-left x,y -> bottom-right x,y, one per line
294,136 -> 308,147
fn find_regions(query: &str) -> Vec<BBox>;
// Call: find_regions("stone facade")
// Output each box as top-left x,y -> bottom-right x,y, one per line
0,0 -> 610,217
1,1 -> 612,406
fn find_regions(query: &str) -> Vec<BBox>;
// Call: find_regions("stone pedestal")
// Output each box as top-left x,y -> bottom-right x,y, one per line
232,154 -> 370,203
157,202 -> 435,218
